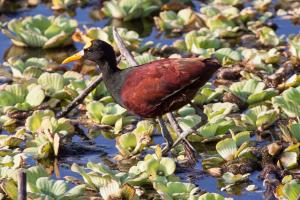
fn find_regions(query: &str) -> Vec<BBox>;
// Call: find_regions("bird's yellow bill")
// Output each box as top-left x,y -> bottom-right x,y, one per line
62,50 -> 84,64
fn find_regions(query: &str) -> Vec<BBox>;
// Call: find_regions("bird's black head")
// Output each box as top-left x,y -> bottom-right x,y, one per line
83,40 -> 116,64
62,39 -> 117,66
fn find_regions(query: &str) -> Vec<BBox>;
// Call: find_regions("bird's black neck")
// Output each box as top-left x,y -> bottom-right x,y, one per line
98,56 -> 120,77
97,57 -> 127,107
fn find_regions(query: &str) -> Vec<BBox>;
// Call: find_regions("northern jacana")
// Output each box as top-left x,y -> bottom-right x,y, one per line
62,40 -> 221,154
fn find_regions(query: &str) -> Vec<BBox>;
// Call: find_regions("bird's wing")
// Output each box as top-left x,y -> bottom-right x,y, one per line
120,58 -> 210,116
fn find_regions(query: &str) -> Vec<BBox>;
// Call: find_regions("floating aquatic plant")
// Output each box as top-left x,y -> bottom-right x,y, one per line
242,48 -> 281,74
212,0 -> 242,6
38,72 -> 65,95
288,33 -> 300,60
272,86 -> 300,118
220,172 -> 250,192
51,0 -> 88,10
4,57 -> 48,79
215,138 -> 251,161
2,15 -> 77,48
198,192 -> 228,200
204,102 -> 238,122
176,106 -> 202,136
277,6 -> 300,24
199,118 -> 235,139
154,8 -> 202,33
0,129 -> 24,149
0,84 -> 45,111
28,177 -> 86,199
256,26 -> 280,47
127,146 -> 178,185
70,162 -> 140,199
73,26 -> 152,53
86,101 -> 127,126
203,13 -> 239,37
153,181 -> 199,200
225,79 -> 278,105
173,28 -> 222,54
280,120 -> 300,143
116,120 -> 153,158
241,105 -> 277,130
193,83 -> 223,105
102,0 -> 161,21
215,48 -> 242,65
276,179 -> 300,200
0,151 -> 27,169
24,110 -> 74,158
252,0 -> 272,11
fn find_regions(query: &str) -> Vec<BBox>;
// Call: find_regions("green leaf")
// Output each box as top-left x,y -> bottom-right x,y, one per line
1,179 -> 18,200
25,110 -> 55,132
289,123 -> 300,142
232,131 -> 250,146
86,101 -> 104,123
216,138 -> 237,161
241,105 -> 277,129
283,180 -> 300,200
0,91 -> 16,107
101,103 -> 127,125
258,26 -> 279,46
38,72 -> 64,95
36,177 -> 68,197
199,119 -> 234,138
288,34 -> 300,59
160,157 -> 176,176
272,86 -> 300,118
215,48 -> 241,65
204,102 -> 238,122
222,172 -> 250,184
25,85 -> 45,107
280,152 -> 298,170
26,166 -> 49,193
5,15 -> 77,48
229,79 -> 273,103
198,193 -> 225,200
5,84 -> 28,104
116,133 -> 137,156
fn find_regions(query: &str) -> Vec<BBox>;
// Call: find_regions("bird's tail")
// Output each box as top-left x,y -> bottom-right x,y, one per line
203,57 -> 222,70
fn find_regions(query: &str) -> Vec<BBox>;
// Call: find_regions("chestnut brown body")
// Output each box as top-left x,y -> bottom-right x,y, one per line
120,58 -> 220,117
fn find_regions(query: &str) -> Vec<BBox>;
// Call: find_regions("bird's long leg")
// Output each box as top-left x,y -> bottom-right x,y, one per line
162,104 -> 208,155
190,102 -> 208,124
157,116 -> 174,150
166,113 -> 198,163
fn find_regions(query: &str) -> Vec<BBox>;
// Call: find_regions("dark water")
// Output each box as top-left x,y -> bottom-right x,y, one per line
0,1 -> 300,199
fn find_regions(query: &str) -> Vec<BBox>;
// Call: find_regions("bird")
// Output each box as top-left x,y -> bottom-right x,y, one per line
62,39 -> 221,157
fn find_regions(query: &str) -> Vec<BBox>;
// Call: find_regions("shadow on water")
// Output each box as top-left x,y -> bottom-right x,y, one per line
0,0 -> 299,198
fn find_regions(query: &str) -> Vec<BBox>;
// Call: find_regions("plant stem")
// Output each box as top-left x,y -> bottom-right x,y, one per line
56,75 -> 103,118
18,170 -> 26,200
112,27 -> 138,66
